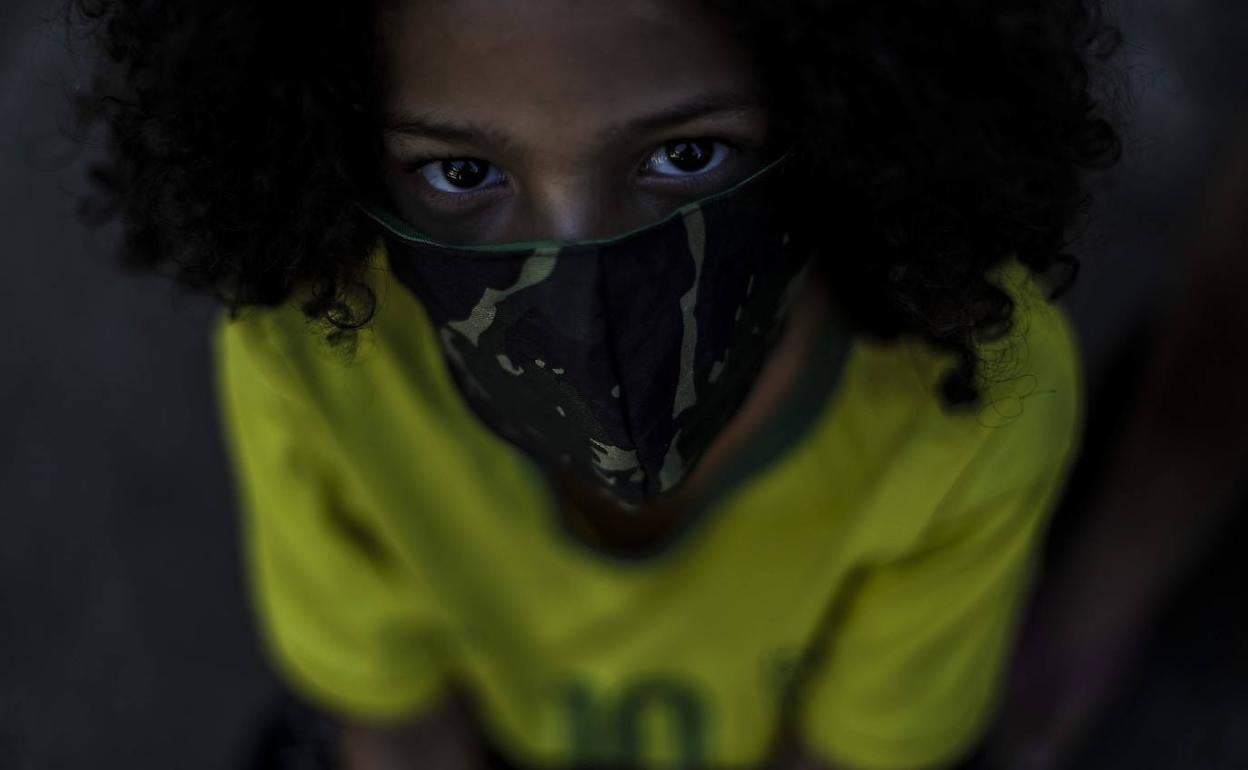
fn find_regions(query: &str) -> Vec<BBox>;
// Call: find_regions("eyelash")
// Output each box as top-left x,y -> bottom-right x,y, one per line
402,156 -> 507,211
637,138 -> 741,190
403,137 -> 743,206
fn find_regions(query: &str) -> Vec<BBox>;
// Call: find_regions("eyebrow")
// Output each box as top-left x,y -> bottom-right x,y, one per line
383,89 -> 765,152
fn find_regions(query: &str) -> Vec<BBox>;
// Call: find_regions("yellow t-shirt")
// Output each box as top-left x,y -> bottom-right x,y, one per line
213,242 -> 1081,770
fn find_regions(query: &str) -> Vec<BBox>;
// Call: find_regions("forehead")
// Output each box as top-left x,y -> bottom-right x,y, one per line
379,0 -> 759,142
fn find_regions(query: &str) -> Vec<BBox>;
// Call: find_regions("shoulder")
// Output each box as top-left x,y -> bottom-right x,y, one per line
212,242 -> 417,406
961,259 -> 1083,496
830,258 -> 1082,527
845,260 -> 1078,433
211,290 -> 325,412
212,240 -> 473,445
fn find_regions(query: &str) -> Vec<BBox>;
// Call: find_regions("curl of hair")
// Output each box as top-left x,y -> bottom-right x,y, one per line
66,0 -> 386,349
67,0 -> 1121,404
711,0 -> 1122,403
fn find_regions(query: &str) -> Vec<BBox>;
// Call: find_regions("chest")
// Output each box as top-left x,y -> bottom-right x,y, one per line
415,470 -> 859,767
327,373 -> 965,767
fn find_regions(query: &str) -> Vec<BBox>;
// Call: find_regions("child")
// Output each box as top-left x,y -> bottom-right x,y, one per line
71,1 -> 1120,768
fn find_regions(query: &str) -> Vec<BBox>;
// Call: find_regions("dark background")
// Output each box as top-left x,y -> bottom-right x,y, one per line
2,1 -> 1245,768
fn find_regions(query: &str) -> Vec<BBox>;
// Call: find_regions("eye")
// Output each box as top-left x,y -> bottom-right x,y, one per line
641,139 -> 729,178
417,157 -> 507,194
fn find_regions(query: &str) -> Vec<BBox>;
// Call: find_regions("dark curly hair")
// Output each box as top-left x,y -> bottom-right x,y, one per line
66,0 -> 1121,405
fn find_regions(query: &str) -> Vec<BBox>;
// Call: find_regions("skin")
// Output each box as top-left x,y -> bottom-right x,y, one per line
377,0 -> 778,245
352,1 -> 866,768
376,0 -> 824,540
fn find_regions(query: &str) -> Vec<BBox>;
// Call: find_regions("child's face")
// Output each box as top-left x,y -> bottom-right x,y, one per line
377,0 -> 773,246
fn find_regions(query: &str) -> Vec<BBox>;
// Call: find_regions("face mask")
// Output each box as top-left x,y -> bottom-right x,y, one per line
359,153 -> 808,509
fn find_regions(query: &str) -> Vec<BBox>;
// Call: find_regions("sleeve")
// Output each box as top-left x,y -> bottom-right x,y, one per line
797,463 -> 1066,770
799,374 -> 1081,768
795,262 -> 1082,770
212,309 -> 451,724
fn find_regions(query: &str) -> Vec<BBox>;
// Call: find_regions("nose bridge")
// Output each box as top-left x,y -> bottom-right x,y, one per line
526,174 -> 616,242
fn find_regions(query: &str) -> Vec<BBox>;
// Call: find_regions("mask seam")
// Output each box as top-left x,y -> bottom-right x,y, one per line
593,242 -> 646,493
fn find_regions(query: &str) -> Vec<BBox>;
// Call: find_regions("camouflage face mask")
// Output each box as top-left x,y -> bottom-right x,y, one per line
359,152 -> 808,509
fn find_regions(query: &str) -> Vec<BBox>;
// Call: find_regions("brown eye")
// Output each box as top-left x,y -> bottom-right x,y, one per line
642,139 -> 728,177
665,140 -> 714,172
418,157 -> 507,193
442,159 -> 487,187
